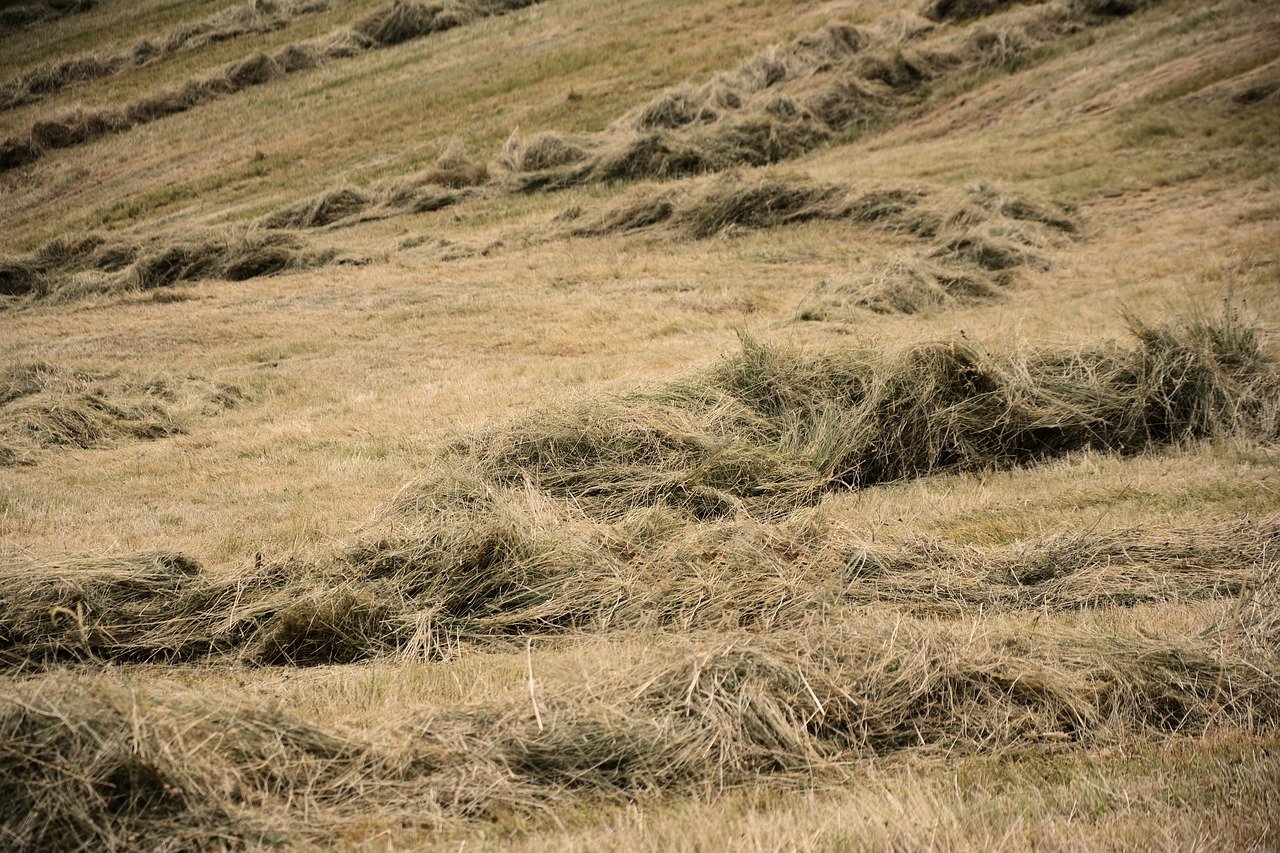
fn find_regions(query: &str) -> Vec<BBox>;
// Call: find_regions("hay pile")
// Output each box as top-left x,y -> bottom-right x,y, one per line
5,512 -> 1273,668
0,0 -> 544,171
0,363 -> 243,465
0,228 -> 341,305
261,150 -> 487,229
497,0 -> 1155,191
570,175 -> 1075,315
3,606 -> 1278,846
802,182 -> 1076,317
0,0 -> 337,112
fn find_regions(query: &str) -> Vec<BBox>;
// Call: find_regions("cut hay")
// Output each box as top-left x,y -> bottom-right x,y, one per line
368,306 -> 1275,531
2,607 -> 1277,845
800,254 -> 999,318
0,0 -> 547,171
498,0 -> 1156,190
0,363 -> 243,465
0,0 -> 337,112
0,0 -> 99,33
0,228 -> 341,305
4,312 -> 1269,667
263,186 -> 376,229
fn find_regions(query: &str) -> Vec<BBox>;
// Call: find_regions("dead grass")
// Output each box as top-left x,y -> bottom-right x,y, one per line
0,0 -> 338,112
0,0 -> 99,33
498,0 -> 1159,190
0,362 -> 243,465
2,604 -> 1277,847
0,229 -> 345,305
0,0 -> 545,172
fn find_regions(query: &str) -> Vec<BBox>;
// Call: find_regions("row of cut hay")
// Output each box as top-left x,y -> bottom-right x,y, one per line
3,310 -> 1276,666
249,0 -> 1146,237
567,171 -> 1079,318
0,0 -> 98,33
0,0 -> 545,171
0,228 -> 345,306
261,149 -> 488,229
369,309 -> 1274,525
568,171 -> 1074,238
0,362 -> 243,465
4,512 -> 1274,669
3,601 -> 1278,847
495,0 -> 1158,191
0,0 -> 339,112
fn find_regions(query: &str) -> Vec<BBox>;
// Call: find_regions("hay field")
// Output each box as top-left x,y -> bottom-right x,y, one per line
1,0 -> 1279,848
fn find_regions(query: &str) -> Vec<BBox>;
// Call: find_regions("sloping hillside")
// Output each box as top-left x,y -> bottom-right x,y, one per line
1,0 -> 1278,847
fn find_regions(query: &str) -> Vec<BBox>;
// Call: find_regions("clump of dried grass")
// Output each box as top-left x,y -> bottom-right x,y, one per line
0,363 -> 243,465
394,308 -> 1274,523
1,228 -> 341,305
0,0 -> 99,32
263,186 -> 376,229
3,606 -> 1277,846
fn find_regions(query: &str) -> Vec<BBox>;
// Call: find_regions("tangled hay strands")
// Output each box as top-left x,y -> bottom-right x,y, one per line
0,363 -> 244,466
261,150 -> 488,229
368,309 -> 1277,527
2,312 -> 1276,667
2,514 -> 1274,670
570,174 -> 1074,315
0,228 -> 344,306
0,0 -> 546,171
497,0 -> 1158,192
0,0 -> 340,112
3,607 -> 1278,847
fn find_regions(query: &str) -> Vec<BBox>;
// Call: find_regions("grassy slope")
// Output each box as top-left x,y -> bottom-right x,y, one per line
0,0 -> 1278,846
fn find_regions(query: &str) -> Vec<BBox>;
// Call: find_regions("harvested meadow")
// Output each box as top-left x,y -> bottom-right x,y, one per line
1,0 -> 1278,848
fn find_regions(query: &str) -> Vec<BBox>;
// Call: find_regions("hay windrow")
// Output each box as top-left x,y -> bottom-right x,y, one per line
261,151 -> 487,229
2,608 -> 1278,846
0,228 -> 345,306
388,309 -> 1274,522
0,0 -> 545,171
568,175 -> 1075,314
0,362 -> 244,465
498,0 -> 1160,191
0,0 -> 339,112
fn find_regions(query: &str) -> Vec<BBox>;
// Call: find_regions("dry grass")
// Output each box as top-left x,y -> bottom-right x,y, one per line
0,362 -> 243,466
1,0 -> 1277,846
0,0 -> 338,112
3,603 -> 1277,848
0,0 -> 98,33
0,0 -> 544,171
0,229 -> 345,305
497,0 -> 1158,190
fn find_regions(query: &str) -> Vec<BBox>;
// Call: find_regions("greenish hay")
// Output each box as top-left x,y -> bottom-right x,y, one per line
500,0 -> 1157,191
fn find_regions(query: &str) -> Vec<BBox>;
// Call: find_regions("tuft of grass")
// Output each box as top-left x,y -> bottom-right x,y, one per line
0,363 -> 243,465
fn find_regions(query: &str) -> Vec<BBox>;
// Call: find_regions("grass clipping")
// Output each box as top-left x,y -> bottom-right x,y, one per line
0,362 -> 243,465
2,605 -> 1278,847
1,308 -> 1277,669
